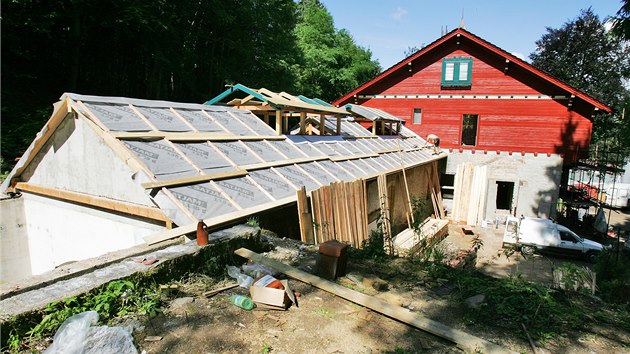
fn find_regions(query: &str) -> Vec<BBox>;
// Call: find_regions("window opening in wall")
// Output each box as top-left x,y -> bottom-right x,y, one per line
440,173 -> 455,199
441,57 -> 473,87
496,181 -> 514,211
412,108 -> 422,124
461,114 -> 478,146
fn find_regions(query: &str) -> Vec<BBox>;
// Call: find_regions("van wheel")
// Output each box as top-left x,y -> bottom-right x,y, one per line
586,252 -> 598,263
521,245 -> 535,256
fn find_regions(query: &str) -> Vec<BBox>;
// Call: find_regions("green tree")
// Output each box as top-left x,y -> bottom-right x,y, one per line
294,0 -> 380,101
1,0 -> 300,170
530,8 -> 630,160
611,0 -> 630,40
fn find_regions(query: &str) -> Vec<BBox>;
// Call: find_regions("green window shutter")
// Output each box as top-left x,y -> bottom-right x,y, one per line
441,57 -> 472,87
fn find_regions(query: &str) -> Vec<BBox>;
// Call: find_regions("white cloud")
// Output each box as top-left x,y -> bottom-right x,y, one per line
511,52 -> 526,61
391,7 -> 408,21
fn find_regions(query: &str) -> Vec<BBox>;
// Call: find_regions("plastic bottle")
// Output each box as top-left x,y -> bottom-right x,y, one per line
229,294 -> 255,310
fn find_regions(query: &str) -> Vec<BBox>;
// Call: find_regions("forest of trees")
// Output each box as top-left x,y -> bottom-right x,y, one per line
2,1 -> 629,173
1,0 -> 381,171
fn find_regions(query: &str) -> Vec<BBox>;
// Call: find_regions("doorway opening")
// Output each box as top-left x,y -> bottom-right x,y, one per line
496,181 -> 514,211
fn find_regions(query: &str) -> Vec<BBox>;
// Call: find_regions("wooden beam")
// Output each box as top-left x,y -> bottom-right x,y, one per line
141,170 -> 248,189
6,98 -> 72,188
241,156 -> 328,171
143,196 -> 296,245
112,132 -> 285,141
299,112 -> 307,135
15,182 -> 171,225
275,110 -> 282,135
329,153 -> 379,162
319,114 -> 326,136
234,248 -> 516,354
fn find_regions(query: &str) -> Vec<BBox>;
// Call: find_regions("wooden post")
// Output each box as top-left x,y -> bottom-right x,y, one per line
299,112 -> 306,135
297,186 -> 314,243
234,248 -> 517,354
275,110 -> 282,135
397,139 -> 414,227
372,121 -> 377,135
320,114 -> 326,136
263,111 -> 270,125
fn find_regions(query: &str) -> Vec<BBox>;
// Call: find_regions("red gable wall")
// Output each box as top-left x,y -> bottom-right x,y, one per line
335,31 -> 608,163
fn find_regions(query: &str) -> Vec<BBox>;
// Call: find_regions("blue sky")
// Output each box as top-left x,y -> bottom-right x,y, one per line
319,0 -> 623,70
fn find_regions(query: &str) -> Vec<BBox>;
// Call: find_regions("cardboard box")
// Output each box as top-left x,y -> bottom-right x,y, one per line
249,279 -> 296,310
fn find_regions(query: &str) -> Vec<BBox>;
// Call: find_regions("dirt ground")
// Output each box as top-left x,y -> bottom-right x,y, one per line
134,211 -> 630,354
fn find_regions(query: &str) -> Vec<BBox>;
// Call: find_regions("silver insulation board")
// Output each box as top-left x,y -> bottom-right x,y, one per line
268,140 -> 306,159
169,182 -> 237,220
212,141 -> 263,165
83,103 -> 151,131
243,141 -> 284,162
274,165 -> 320,191
175,143 -> 237,174
123,140 -> 197,180
175,109 -> 226,132
249,169 -> 296,199
135,107 -> 191,131
318,160 -> 354,181
206,111 -> 254,136
215,177 -> 272,208
298,162 -> 338,185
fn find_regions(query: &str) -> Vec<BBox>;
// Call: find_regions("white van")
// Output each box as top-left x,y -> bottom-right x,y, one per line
503,216 -> 604,263
605,183 -> 630,209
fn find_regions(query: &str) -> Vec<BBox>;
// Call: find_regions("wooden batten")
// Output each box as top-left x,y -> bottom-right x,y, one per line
15,182 -> 172,227
142,170 -> 248,189
111,132 -> 285,142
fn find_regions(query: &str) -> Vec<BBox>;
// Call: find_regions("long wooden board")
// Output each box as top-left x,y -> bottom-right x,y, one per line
234,248 -> 516,354
15,183 -> 171,226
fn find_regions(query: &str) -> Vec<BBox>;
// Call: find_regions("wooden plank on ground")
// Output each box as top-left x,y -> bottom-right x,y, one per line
234,248 -> 516,354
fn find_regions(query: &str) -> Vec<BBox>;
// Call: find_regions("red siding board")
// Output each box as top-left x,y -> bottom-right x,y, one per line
363,97 -> 592,160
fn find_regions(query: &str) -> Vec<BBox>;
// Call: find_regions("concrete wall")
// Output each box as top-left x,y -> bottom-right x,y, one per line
20,115 -> 153,206
445,151 -> 563,221
4,193 -> 166,281
1,197 -> 32,283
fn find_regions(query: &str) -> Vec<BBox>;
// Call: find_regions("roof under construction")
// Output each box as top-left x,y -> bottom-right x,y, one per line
3,93 -> 446,244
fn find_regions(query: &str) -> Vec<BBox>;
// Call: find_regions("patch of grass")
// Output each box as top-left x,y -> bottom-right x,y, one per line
260,342 -> 272,354
314,307 -> 335,319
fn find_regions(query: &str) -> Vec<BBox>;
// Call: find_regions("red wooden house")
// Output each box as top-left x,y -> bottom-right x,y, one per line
333,28 -> 611,224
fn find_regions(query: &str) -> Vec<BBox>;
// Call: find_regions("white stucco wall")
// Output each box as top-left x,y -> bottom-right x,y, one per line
18,193 -> 165,278
445,151 -> 563,221
1,197 -> 32,283
20,115 -> 153,206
